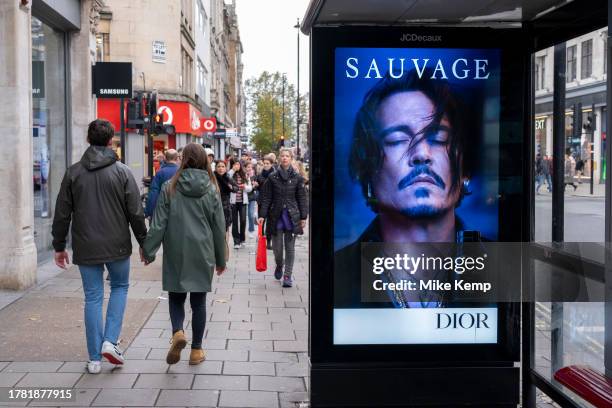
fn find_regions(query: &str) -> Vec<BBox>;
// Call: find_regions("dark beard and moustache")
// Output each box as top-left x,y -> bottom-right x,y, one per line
395,165 -> 450,219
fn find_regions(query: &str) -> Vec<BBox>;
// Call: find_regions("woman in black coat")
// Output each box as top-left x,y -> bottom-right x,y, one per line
258,149 -> 308,288
253,156 -> 276,247
214,160 -> 238,231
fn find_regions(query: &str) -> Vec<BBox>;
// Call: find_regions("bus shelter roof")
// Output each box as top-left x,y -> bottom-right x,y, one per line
301,0 -> 586,34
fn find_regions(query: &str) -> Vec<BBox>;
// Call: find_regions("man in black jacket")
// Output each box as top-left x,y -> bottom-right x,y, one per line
52,119 -> 147,374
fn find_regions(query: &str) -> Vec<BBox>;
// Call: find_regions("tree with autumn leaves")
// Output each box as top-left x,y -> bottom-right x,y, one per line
245,71 -> 308,156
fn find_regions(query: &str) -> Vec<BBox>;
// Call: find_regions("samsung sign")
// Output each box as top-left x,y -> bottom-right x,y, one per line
92,62 -> 132,99
333,308 -> 498,344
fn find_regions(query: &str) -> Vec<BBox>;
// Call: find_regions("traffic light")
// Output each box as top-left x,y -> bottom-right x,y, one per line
127,94 -> 144,129
280,135 -> 285,147
583,114 -> 595,132
151,112 -> 176,135
146,91 -> 158,116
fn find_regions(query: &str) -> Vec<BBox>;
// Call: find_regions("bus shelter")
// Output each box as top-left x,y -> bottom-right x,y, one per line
301,0 -> 611,406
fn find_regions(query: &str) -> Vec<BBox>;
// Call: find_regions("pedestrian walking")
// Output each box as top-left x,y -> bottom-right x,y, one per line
543,155 -> 552,192
292,158 -> 309,193
142,143 -> 226,366
51,119 -> 147,374
205,147 -> 216,172
258,148 -> 308,287
228,161 -> 252,249
255,156 -> 276,250
246,162 -> 258,238
564,148 -> 578,191
535,154 -> 544,194
144,149 -> 180,219
575,157 -> 585,184
214,160 -> 238,232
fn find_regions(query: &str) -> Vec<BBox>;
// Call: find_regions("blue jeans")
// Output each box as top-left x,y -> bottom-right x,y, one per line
247,200 -> 257,233
79,257 -> 130,361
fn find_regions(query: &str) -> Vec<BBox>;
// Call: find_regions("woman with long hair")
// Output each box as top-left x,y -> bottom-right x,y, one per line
258,148 -> 308,287
245,162 -> 258,238
143,143 -> 226,366
214,160 -> 238,232
228,160 -> 252,249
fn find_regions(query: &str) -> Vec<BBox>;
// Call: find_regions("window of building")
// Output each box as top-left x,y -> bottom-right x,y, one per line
32,16 -> 68,261
197,59 -> 207,99
581,39 -> 593,78
181,47 -> 194,96
535,55 -> 545,90
566,44 -> 577,82
196,0 -> 207,37
95,33 -> 110,62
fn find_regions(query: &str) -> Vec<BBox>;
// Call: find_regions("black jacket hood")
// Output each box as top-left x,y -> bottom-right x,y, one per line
81,146 -> 118,171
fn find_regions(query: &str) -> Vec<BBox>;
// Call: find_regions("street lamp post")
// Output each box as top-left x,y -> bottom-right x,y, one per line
282,74 -> 286,138
294,18 -> 300,158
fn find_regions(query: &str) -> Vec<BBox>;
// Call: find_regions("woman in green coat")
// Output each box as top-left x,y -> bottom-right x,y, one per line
143,143 -> 226,366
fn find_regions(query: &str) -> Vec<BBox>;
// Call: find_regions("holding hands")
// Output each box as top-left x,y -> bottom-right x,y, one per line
140,247 -> 153,265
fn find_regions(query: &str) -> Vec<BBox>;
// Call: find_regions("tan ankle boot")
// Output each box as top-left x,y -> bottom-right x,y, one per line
189,348 -> 206,365
166,330 -> 187,365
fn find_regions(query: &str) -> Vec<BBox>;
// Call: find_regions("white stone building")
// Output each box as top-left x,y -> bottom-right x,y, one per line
534,27 -> 608,184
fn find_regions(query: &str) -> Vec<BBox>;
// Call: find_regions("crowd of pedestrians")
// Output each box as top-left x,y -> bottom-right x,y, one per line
51,119 -> 309,374
535,149 -> 588,194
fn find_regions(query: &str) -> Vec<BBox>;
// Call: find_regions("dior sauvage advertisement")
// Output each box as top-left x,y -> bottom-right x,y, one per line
333,47 -> 502,345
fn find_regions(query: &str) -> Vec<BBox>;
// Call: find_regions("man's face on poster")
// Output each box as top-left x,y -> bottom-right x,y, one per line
372,91 -> 461,219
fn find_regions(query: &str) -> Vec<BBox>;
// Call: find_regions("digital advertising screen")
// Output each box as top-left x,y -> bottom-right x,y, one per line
332,47 -> 503,345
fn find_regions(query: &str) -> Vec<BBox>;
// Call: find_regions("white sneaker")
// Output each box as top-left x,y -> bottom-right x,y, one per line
101,341 -> 125,365
233,243 -> 240,249
87,360 -> 101,374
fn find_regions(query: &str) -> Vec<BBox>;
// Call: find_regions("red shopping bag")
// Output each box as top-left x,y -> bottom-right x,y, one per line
256,223 -> 267,272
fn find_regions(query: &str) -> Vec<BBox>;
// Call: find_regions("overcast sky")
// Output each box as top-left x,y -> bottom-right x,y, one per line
235,0 -> 311,93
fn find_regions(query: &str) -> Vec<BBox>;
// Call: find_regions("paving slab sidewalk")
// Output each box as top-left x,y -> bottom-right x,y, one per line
0,231 -> 310,407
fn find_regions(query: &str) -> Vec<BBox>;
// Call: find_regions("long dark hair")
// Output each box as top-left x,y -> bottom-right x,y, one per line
231,160 -> 247,181
349,68 -> 472,209
168,143 -> 218,196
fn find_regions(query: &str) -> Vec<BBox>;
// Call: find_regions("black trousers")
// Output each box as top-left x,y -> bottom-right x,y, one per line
168,292 -> 207,349
231,203 -> 247,245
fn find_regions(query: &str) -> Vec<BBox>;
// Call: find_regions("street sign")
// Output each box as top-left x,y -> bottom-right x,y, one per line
92,62 -> 132,98
213,129 -> 226,138
152,40 -> 167,63
201,117 -> 217,133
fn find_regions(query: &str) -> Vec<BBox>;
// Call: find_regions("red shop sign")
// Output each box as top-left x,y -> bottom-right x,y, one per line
96,99 -> 204,136
157,100 -> 204,136
200,117 -> 217,133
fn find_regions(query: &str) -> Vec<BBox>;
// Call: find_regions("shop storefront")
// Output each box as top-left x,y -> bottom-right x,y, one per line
535,106 -> 606,184
96,98 -> 207,179
32,16 -> 68,261
535,116 -> 547,155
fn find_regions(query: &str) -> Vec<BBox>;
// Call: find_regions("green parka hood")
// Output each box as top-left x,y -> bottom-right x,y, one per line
176,168 -> 214,198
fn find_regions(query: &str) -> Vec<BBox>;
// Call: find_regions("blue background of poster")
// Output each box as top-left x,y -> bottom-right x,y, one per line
334,48 -> 502,251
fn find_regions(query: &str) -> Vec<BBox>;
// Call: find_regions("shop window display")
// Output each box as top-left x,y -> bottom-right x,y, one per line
32,17 -> 67,261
